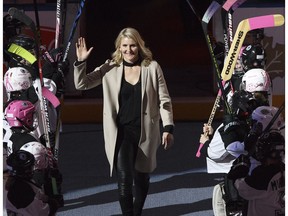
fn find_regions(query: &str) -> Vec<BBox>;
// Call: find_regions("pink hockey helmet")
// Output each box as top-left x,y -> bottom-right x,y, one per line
4,100 -> 35,128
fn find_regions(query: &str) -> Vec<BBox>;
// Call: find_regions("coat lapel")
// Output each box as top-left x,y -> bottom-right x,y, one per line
141,66 -> 148,99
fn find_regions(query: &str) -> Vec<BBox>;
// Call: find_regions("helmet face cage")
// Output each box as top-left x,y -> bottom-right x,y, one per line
4,67 -> 32,92
231,90 -> 257,118
4,100 -> 35,128
255,132 -> 285,162
241,44 -> 266,72
6,150 -> 35,177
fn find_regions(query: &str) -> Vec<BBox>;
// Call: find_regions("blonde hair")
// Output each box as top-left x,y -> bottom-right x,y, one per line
111,27 -> 153,66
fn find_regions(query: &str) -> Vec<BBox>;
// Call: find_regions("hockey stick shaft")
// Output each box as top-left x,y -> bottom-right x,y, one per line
262,101 -> 285,135
63,0 -> 86,62
196,94 -> 221,157
221,14 -> 285,81
55,0 -> 62,48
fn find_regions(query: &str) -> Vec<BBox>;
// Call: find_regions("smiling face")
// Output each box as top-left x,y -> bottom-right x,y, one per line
119,37 -> 139,63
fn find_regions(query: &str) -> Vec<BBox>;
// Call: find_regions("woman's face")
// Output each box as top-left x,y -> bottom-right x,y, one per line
119,37 -> 139,63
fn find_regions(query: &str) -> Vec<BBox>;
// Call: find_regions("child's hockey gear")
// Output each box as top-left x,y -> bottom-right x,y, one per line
4,100 -> 35,129
6,150 -> 35,177
252,106 -> 284,133
8,7 -> 52,151
240,68 -> 271,92
221,14 -> 285,81
4,67 -> 33,93
241,44 -> 266,72
20,141 -> 49,170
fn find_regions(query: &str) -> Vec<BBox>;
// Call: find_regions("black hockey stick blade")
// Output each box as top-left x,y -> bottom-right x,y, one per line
8,7 -> 37,34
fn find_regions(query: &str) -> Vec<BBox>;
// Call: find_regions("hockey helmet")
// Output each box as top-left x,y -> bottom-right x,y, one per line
4,100 -> 35,128
6,150 -> 35,177
20,142 -> 48,170
240,68 -> 271,92
255,132 -> 285,162
9,34 -> 36,51
4,67 -> 33,92
241,44 -> 266,72
252,106 -> 284,132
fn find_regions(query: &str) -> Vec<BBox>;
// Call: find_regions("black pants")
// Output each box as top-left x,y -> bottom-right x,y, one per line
115,126 -> 150,216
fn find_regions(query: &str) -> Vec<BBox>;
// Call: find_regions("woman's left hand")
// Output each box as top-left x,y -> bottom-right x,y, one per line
162,132 -> 174,150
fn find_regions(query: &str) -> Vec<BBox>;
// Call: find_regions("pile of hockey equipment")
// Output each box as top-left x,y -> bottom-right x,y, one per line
3,0 -> 86,215
186,0 -> 285,215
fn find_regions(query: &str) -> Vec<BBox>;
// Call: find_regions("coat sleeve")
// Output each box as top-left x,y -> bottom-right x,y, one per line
73,60 -> 116,90
155,62 -> 174,127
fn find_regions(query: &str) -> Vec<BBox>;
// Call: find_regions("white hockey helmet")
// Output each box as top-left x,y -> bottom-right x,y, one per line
4,67 -> 32,92
252,106 -> 284,132
240,68 -> 271,92
20,142 -> 48,170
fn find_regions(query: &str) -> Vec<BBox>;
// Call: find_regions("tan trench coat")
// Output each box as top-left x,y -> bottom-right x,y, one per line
74,60 -> 174,175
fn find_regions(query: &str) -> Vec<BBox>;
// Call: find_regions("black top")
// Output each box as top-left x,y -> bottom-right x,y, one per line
117,73 -> 141,127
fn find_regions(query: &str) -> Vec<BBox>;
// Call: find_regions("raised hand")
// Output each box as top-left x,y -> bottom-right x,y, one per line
75,37 -> 93,61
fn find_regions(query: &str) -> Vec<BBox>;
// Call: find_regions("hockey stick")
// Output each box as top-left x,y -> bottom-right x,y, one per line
55,0 -> 62,48
33,0 -> 41,43
221,0 -> 249,54
196,92 -> 221,157
187,0 -> 231,109
221,14 -> 285,81
191,0 -> 248,157
63,0 -> 86,61
187,0 -> 232,157
54,0 -> 87,162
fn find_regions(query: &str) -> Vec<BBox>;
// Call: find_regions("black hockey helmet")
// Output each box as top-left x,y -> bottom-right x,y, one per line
8,34 -> 36,51
6,150 -> 35,177
241,44 -> 266,72
255,132 -> 285,162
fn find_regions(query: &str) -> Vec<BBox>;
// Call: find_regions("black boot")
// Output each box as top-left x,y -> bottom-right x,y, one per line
133,172 -> 150,216
119,195 -> 134,216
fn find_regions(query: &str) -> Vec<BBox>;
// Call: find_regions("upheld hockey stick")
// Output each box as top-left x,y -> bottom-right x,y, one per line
54,0 -> 86,161
196,91 -> 221,157
55,0 -> 62,48
221,14 -> 285,81
222,0 -> 248,55
63,0 -> 86,61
